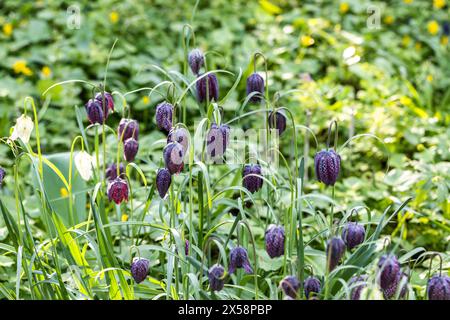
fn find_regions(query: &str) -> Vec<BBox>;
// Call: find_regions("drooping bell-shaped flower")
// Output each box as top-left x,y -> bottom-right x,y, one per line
427,274 -> 450,300
107,177 -> 129,204
163,142 -> 184,175
242,164 -> 263,193
10,114 -> 34,144
118,118 -> 139,141
208,264 -> 225,292
326,237 -> 346,272
155,102 -> 173,133
246,72 -> 264,103
349,275 -> 367,300
130,257 -> 149,284
377,254 -> 401,293
314,149 -> 341,186
74,151 -> 94,181
382,271 -> 408,300
0,167 -> 5,187
167,127 -> 190,155
95,92 -> 115,114
280,275 -> 300,299
342,222 -> 365,250
206,123 -> 230,159
268,110 -> 287,136
196,73 -> 219,103
85,99 -> 104,124
184,239 -> 189,256
156,168 -> 171,198
188,48 -> 204,75
229,246 -> 253,274
304,276 -> 321,299
265,225 -> 285,258
123,138 -> 139,162
105,163 -> 125,181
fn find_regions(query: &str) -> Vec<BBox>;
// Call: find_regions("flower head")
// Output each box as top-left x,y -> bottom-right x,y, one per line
105,163 -> 125,181
188,48 -> 205,75
339,2 -> 349,14
268,110 -> 287,136
123,138 -> 139,162
196,73 -> 219,103
242,164 -> 263,193
10,114 -> 34,144
280,275 -> 300,299
95,92 -> 115,113
265,225 -> 285,258
377,254 -> 401,292
155,102 -> 174,133
326,237 -> 346,272
427,274 -> 450,300
314,149 -> 341,186
246,73 -> 265,103
428,20 -> 440,35
206,123 -> 230,159
304,276 -> 321,299
118,118 -> 139,141
342,222 -> 365,250
208,264 -> 226,292
229,246 -> 253,274
156,168 -> 171,198
167,127 -> 190,155
74,151 -> 94,181
349,275 -> 368,300
85,99 -> 104,124
0,167 -> 5,187
107,177 -> 129,204
163,142 -> 184,174
130,257 -> 149,284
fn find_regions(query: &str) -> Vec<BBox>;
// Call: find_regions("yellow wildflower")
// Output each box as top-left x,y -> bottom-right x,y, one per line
415,42 -> 422,50
416,143 -> 425,151
3,23 -> 13,37
60,187 -> 69,198
109,11 -> 119,24
403,0 -> 413,3
401,35 -> 411,46
426,75 -> 433,82
433,0 -> 446,9
441,36 -> 448,45
418,217 -> 429,224
384,15 -> 394,25
400,96 -> 412,105
12,60 -> 33,76
142,96 -> 150,104
427,20 -> 439,35
339,2 -> 349,14
121,214 -> 129,222
41,66 -> 52,78
301,35 -> 314,47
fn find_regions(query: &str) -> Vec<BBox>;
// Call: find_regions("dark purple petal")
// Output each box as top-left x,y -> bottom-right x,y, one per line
156,168 -> 171,198
118,118 -> 139,141
107,177 -> 129,204
268,111 -> 287,135
196,73 -> 219,103
304,276 -> 321,299
155,102 -> 173,133
342,222 -> 365,250
326,237 -> 346,272
208,264 -> 225,292
124,138 -> 139,162
246,73 -> 265,103
242,164 -> 263,193
105,163 -> 125,181
314,149 -> 341,186
163,142 -> 184,174
131,257 -> 149,284
265,225 -> 285,258
280,275 -> 300,299
188,48 -> 204,75
85,99 -> 104,124
229,246 -> 253,274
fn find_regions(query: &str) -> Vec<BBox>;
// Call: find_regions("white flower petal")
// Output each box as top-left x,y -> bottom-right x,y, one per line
75,151 -> 94,181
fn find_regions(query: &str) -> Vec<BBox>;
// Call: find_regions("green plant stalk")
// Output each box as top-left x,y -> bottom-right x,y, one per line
198,171 -> 204,256
297,161 -> 305,298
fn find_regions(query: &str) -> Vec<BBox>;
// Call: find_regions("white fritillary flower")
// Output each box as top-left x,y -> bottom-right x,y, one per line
74,151 -> 94,181
10,114 -> 34,144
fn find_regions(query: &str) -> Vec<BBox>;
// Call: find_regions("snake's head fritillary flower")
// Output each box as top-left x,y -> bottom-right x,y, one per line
427,274 -> 450,300
382,271 -> 408,300
188,48 -> 204,75
118,118 -> 139,141
280,275 -> 300,299
265,225 -> 285,258
10,114 -> 34,144
0,167 -> 5,187
130,257 -> 149,284
246,72 -> 265,103
304,276 -> 321,299
377,254 -> 401,295
349,275 -> 368,300
184,239 -> 189,256
163,142 -> 184,175
107,177 -> 129,204
314,149 -> 341,186
206,123 -> 230,159
196,73 -> 219,103
167,127 -> 190,155
326,237 -> 346,272
229,246 -> 253,274
74,151 -> 94,181
156,168 -> 171,198
155,102 -> 173,133
342,222 -> 365,250
85,99 -> 104,124
95,92 -> 115,114
208,264 -> 225,292
268,110 -> 287,136
242,164 -> 263,193
105,163 -> 125,181
123,138 -> 139,162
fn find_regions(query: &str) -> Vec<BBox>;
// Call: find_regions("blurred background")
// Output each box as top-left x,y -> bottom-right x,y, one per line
0,0 -> 448,252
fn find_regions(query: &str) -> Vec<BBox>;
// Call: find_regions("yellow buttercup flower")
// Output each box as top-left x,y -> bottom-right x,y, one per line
403,0 -> 413,3
416,144 -> 425,152
301,35 -> 314,47
142,96 -> 150,104
426,74 -> 433,82
12,60 -> 33,76
400,96 -> 412,106
339,2 -> 349,14
401,35 -> 411,46
41,66 -> 52,78
415,42 -> 422,50
109,11 -> 119,24
60,187 -> 69,198
121,214 -> 129,222
427,20 -> 439,35
384,15 -> 394,25
441,36 -> 449,45
3,23 -> 13,37
433,0 -> 446,9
